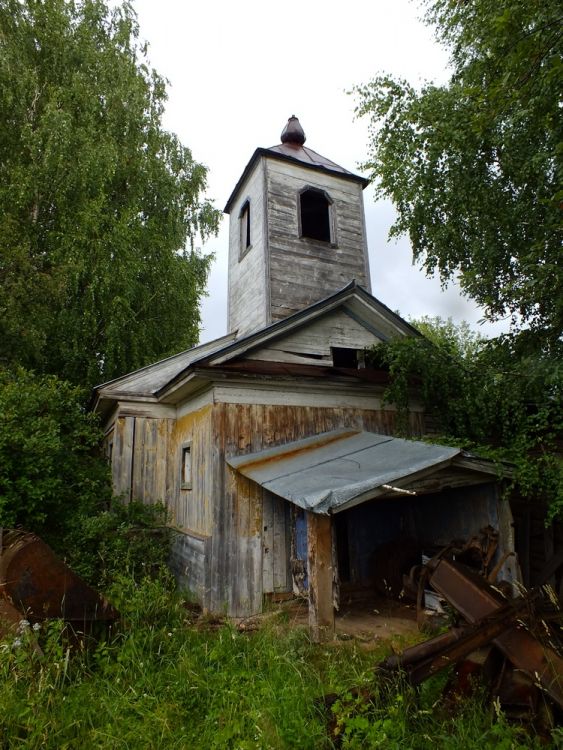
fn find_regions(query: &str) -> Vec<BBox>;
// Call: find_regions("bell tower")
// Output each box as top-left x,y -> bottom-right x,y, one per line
225,116 -> 371,337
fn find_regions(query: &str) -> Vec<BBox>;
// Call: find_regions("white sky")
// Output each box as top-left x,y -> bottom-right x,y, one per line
132,0 -> 507,343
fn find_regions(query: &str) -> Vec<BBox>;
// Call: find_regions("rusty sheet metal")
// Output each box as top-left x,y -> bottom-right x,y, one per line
227,429 -> 460,514
0,530 -> 118,625
382,599 -> 530,685
0,597 -> 22,637
429,559 -> 563,709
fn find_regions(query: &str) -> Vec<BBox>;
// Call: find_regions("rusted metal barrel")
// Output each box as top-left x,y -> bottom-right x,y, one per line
0,529 -> 118,626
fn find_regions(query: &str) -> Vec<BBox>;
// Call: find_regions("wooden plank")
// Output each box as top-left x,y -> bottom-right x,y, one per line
143,418 -> 157,503
273,494 -> 288,592
112,416 -> 134,500
306,512 -> 335,642
169,531 -> 211,610
262,491 -> 274,593
131,417 -> 145,502
210,403 -> 227,613
234,473 -> 251,616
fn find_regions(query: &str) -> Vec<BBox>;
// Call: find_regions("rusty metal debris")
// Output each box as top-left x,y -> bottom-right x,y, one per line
380,556 -> 563,713
0,529 -> 118,632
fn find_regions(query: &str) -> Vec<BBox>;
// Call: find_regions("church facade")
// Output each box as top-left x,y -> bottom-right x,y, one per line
93,117 -> 515,637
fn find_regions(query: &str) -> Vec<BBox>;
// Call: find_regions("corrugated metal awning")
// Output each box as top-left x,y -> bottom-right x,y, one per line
227,430 -> 461,515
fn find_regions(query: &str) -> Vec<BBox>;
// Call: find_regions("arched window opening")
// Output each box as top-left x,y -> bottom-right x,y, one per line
300,189 -> 331,242
239,200 -> 251,257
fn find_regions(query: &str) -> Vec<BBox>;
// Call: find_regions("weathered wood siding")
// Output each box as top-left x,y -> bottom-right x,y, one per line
262,491 -> 291,594
209,402 -> 424,617
266,159 -> 371,323
247,308 -> 382,365
168,405 -> 214,537
227,158 -> 268,335
169,531 -> 211,609
110,415 -> 173,505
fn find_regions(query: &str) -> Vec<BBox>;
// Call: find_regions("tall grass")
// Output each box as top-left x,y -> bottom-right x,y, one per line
0,574 -> 555,749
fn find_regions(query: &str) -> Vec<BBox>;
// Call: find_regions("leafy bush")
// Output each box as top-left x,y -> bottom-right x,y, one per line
0,367 -> 111,540
369,318 -> 562,519
65,500 -> 172,589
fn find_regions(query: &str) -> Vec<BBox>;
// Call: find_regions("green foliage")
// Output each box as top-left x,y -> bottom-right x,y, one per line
0,577 -> 331,749
0,578 -> 552,748
329,677 -> 542,749
0,366 -> 111,538
0,0 -> 220,388
354,0 -> 562,353
369,318 -> 562,517
65,500 -> 172,590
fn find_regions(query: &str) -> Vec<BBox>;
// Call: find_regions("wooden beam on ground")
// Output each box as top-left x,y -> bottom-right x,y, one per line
307,512 -> 335,642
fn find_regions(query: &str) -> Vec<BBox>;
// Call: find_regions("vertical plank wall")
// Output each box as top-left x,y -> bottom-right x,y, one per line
210,402 -> 424,617
266,159 -> 371,323
111,415 -> 175,506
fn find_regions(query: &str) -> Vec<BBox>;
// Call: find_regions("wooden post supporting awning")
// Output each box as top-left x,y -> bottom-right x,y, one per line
306,512 -> 335,642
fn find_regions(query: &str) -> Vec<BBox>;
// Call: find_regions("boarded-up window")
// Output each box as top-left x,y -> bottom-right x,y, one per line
300,188 -> 331,242
181,444 -> 192,489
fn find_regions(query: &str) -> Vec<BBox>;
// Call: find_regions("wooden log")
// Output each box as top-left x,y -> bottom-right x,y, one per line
307,512 -> 335,642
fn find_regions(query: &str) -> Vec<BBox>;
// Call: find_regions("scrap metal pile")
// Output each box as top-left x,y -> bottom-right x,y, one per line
0,529 -> 118,636
381,550 -> 563,720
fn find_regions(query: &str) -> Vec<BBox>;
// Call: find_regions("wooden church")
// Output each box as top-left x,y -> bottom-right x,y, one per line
93,117 -> 516,638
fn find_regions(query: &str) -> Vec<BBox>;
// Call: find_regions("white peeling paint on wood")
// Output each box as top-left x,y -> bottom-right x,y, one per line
246,349 -> 333,366
176,388 -> 213,418
262,490 -> 291,594
116,401 -> 176,419
170,405 -> 214,537
247,307 -> 381,362
266,159 -> 371,325
212,383 -> 391,411
226,150 -> 372,338
169,531 -> 211,610
227,157 -> 268,336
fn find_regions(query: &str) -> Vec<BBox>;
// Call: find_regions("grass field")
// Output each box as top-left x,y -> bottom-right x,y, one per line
1,574 -> 558,749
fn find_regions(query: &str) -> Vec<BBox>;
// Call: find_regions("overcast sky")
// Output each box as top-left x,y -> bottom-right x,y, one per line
132,0 -> 507,343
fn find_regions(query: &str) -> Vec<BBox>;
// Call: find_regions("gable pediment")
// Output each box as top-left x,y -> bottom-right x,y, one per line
243,307 -> 384,367
93,282 -> 420,413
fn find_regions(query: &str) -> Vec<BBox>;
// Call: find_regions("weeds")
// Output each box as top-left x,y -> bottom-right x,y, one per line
0,574 -> 556,749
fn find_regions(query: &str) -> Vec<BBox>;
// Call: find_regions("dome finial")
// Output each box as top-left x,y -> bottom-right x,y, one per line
281,115 -> 306,145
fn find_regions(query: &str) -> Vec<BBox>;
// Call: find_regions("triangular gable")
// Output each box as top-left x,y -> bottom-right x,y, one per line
185,282 -> 418,370
244,307 -> 386,367
156,282 -> 419,400
94,282 -> 420,409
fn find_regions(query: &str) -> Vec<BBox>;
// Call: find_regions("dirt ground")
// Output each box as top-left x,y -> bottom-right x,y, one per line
265,592 -> 421,646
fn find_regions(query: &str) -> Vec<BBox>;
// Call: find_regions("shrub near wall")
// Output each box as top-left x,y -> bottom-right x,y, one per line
0,367 -> 111,543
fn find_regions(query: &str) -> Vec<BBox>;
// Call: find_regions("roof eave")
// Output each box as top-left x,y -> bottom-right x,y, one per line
224,147 -> 369,214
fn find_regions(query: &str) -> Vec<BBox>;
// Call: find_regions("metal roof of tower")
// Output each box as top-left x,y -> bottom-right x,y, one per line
224,116 -> 369,213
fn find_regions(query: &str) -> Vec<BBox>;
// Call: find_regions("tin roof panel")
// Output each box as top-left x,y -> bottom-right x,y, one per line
227,430 -> 461,514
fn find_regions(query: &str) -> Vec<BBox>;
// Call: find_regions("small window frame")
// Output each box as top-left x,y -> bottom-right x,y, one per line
331,347 -> 366,369
180,442 -> 192,490
238,199 -> 252,260
298,186 -> 336,246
